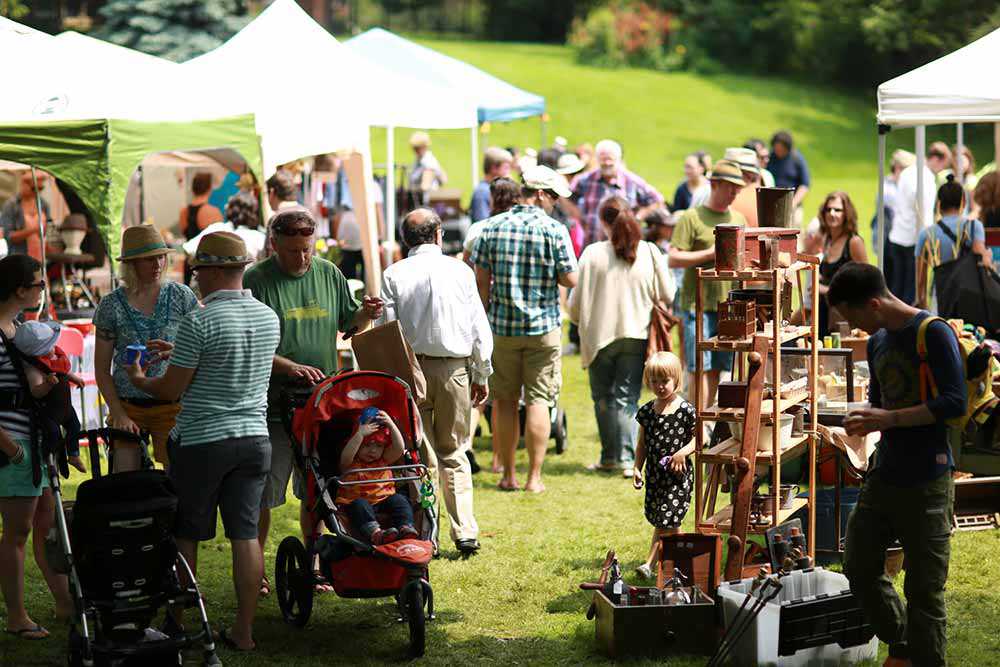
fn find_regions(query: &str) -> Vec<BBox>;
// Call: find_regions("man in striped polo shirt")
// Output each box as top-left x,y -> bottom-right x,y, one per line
128,231 -> 279,652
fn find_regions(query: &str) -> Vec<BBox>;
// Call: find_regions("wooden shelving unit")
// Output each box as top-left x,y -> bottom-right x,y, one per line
693,260 -> 819,580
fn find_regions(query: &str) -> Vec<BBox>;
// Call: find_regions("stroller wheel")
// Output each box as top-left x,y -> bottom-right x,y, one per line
404,580 -> 426,658
552,408 -> 568,454
275,536 -> 314,628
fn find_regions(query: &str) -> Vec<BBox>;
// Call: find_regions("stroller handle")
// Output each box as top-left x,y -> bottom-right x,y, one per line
335,463 -> 429,487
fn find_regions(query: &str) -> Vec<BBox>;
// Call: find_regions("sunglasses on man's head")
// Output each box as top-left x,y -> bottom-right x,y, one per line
274,225 -> 315,237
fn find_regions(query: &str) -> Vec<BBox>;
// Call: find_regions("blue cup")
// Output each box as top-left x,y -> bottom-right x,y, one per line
124,344 -> 148,365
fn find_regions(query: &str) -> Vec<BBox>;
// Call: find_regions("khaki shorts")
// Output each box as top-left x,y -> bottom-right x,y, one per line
490,328 -> 562,406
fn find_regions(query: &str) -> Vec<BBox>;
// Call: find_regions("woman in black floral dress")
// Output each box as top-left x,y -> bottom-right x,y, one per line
632,352 -> 696,579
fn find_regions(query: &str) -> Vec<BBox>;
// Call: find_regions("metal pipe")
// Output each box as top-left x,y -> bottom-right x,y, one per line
30,166 -> 51,319
877,130 -> 887,268
385,126 -> 396,266
956,123 -> 965,187
915,125 -> 927,231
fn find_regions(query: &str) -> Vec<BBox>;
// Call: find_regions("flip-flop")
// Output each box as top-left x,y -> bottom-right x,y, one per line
5,624 -> 49,640
312,570 -> 334,594
259,575 -> 271,597
218,627 -> 254,652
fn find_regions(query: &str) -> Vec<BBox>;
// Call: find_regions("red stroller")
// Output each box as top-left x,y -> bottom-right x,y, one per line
275,371 -> 437,657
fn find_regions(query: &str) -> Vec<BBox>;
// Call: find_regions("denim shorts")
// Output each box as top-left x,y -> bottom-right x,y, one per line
682,311 -> 734,374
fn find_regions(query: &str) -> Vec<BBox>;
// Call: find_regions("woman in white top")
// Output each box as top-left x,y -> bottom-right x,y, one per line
569,197 -> 674,477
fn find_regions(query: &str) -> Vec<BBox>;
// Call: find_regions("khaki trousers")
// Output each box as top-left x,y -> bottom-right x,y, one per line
417,356 -> 479,542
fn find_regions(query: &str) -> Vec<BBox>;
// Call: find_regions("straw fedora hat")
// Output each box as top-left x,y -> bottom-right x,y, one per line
708,159 -> 746,187
409,131 -> 431,149
189,231 -> 254,268
117,224 -> 172,262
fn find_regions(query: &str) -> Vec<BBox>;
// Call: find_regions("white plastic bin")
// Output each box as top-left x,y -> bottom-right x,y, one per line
716,568 -> 878,667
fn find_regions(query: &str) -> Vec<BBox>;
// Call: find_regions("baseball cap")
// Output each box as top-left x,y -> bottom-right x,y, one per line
522,165 -> 572,198
13,320 -> 61,358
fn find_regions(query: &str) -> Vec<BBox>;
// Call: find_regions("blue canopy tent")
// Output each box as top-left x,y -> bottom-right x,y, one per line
345,28 -> 547,229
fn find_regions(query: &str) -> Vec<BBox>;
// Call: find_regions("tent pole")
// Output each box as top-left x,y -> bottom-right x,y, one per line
956,123 -> 964,186
877,129 -> 888,269
138,164 -> 146,223
30,166 -> 51,320
471,124 -> 479,200
541,116 -> 547,149
385,126 -> 396,267
915,125 -> 927,230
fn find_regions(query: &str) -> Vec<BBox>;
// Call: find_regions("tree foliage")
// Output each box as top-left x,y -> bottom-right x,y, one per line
94,0 -> 249,62
0,0 -> 29,19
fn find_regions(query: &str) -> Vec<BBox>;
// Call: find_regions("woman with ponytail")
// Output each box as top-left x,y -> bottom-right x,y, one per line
569,197 -> 675,477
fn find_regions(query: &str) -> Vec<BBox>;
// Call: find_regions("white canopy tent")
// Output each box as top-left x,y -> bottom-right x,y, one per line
875,26 -> 1000,267
181,0 -> 479,287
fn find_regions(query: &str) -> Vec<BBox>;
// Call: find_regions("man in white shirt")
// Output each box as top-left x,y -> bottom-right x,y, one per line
379,208 -> 492,556
408,131 -> 447,193
889,146 -> 948,305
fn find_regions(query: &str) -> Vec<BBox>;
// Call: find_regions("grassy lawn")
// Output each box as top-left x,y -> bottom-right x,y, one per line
372,39 -> 996,253
7,352 -> 1000,666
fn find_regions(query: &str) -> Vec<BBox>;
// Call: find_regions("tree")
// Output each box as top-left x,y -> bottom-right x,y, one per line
94,0 -> 249,62
0,0 -> 29,19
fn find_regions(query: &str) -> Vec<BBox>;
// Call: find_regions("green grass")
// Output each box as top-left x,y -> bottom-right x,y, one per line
8,41 -> 1000,666
372,39 -> 996,252
8,355 -> 1000,665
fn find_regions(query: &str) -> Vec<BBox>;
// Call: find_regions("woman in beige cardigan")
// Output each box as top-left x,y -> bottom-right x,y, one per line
569,197 -> 675,477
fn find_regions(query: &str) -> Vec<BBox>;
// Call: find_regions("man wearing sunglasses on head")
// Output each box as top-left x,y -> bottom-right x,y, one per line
243,207 -> 383,596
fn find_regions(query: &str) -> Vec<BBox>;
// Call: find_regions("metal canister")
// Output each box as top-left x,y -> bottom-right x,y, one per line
714,224 -> 745,271
831,332 -> 842,348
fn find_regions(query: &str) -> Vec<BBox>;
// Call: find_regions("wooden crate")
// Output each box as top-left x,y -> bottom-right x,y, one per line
593,589 -> 718,658
718,299 -> 756,339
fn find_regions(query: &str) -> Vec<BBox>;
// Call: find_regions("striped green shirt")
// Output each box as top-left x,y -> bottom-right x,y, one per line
169,289 -> 280,447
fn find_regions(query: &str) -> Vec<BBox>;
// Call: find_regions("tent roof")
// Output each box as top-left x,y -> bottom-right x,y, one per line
182,0 -> 478,156
877,27 -> 1000,127
346,27 -> 545,124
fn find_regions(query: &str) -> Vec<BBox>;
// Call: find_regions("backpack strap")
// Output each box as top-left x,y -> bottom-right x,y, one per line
935,220 -> 958,245
916,315 -> 951,403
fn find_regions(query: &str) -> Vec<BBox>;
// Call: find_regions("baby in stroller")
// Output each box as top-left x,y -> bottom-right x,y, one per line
339,407 -> 419,545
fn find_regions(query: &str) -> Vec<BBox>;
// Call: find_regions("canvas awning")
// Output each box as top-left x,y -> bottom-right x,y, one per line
346,27 -> 545,124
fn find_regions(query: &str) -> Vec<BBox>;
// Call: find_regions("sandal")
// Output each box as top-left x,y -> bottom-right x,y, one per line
5,624 -> 49,640
218,627 -> 254,652
312,570 -> 334,594
259,575 -> 271,597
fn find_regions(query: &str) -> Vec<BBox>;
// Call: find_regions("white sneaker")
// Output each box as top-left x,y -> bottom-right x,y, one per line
622,467 -> 634,478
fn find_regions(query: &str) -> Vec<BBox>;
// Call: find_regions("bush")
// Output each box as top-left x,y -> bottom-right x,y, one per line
569,2 -> 679,71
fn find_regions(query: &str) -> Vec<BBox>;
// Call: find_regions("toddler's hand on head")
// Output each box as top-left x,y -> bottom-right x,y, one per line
359,422 -> 381,437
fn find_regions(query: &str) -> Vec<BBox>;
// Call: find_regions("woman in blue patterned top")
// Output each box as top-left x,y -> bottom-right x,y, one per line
93,225 -> 199,469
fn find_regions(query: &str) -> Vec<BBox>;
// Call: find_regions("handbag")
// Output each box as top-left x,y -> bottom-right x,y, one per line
645,242 -> 678,359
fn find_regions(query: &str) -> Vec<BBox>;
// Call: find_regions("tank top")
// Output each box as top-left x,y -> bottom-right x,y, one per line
819,233 -> 856,285
184,204 -> 203,241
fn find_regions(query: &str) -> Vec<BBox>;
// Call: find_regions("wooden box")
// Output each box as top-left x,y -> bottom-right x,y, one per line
657,533 -> 723,596
718,381 -> 748,408
593,589 -> 717,658
718,299 -> 756,339
744,227 -> 799,264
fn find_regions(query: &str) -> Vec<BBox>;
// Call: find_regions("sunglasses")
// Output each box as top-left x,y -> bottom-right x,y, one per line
824,207 -> 844,214
274,226 -> 316,237
26,281 -> 45,289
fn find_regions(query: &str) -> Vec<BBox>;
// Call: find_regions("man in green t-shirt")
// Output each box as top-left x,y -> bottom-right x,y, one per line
243,208 -> 383,595
668,160 -> 747,409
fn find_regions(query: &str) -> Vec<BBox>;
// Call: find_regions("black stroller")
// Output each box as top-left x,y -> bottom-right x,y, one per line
46,428 -> 221,666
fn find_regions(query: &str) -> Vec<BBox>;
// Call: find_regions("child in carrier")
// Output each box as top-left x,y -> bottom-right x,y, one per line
632,351 -> 696,579
338,407 -> 418,545
12,321 -> 86,472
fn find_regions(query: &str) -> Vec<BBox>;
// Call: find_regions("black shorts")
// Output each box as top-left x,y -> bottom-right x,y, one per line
169,435 -> 271,541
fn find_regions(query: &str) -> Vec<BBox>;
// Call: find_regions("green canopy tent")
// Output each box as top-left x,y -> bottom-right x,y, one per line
0,114 -> 263,266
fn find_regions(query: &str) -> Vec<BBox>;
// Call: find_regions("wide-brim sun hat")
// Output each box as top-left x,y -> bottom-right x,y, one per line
117,224 -> 172,262
556,153 -> 587,176
708,159 -> 746,187
189,231 -> 254,268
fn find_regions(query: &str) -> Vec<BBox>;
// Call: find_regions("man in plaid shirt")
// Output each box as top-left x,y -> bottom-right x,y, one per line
568,139 -> 665,248
471,165 -> 578,493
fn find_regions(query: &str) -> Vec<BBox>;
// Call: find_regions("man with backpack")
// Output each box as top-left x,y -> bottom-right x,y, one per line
915,176 -> 992,311
829,263 -> 965,667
